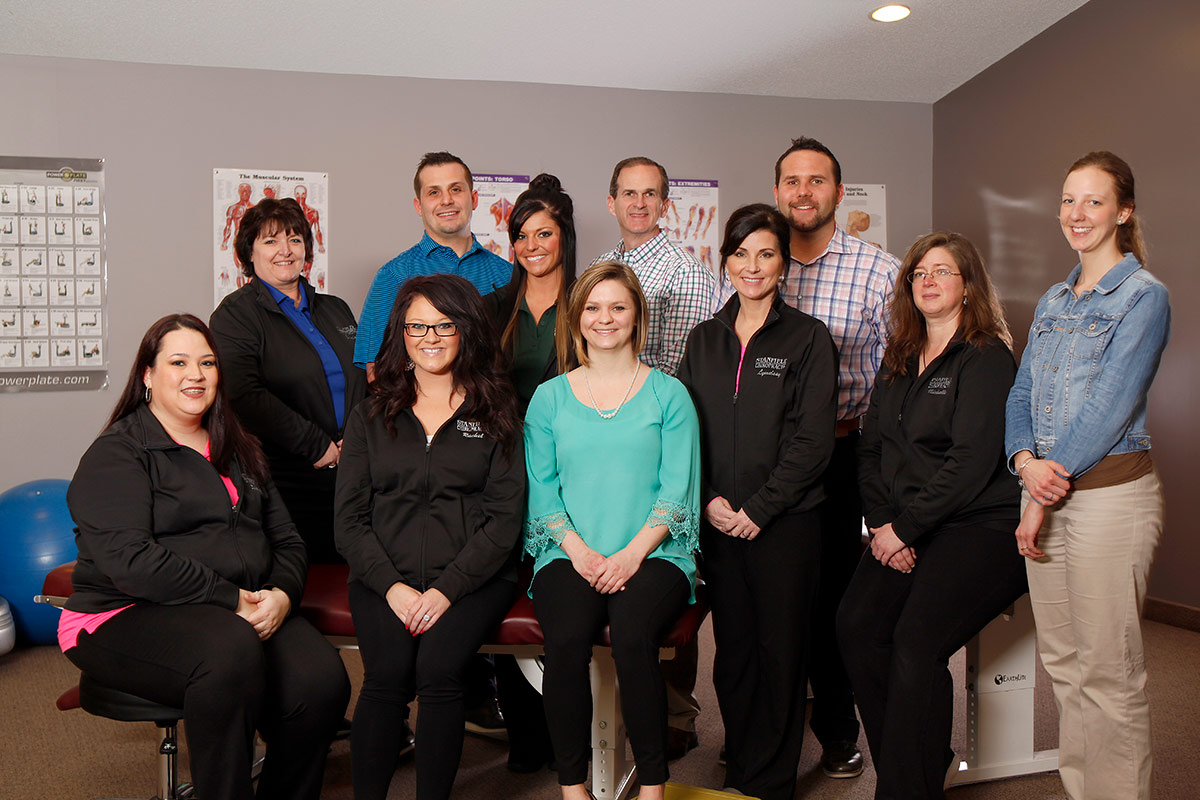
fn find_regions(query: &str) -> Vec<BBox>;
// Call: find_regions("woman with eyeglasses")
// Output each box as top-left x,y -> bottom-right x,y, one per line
837,232 -> 1027,799
335,275 -> 525,800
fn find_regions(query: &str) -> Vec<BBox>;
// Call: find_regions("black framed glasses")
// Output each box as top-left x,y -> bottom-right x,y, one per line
908,269 -> 962,283
402,322 -> 458,337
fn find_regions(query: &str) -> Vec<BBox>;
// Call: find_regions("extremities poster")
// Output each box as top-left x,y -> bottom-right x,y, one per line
663,179 -> 719,277
213,168 -> 329,308
0,156 -> 107,393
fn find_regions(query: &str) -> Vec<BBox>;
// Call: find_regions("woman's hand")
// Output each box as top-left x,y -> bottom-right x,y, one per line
594,546 -> 645,594
1015,498 -> 1047,560
407,588 -> 450,635
1015,451 -> 1071,506
888,546 -> 917,573
562,533 -> 608,586
869,523 -> 915,573
705,497 -> 736,533
726,509 -> 761,541
238,588 -> 291,640
313,440 -> 340,469
385,581 -> 422,625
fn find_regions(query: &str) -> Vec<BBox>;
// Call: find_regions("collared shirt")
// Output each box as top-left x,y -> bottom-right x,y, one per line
354,232 -> 511,366
593,230 -> 717,376
263,281 -> 347,428
510,299 -> 557,411
780,225 -> 899,420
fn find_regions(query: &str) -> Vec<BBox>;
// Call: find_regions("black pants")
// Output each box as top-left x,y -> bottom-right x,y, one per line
809,432 -> 864,746
272,459 -> 343,565
837,525 -> 1028,800
66,603 -> 349,800
702,510 -> 821,800
533,558 -> 690,787
348,578 -> 515,800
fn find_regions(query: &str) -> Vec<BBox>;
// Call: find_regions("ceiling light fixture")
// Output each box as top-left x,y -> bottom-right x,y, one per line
871,4 -> 911,22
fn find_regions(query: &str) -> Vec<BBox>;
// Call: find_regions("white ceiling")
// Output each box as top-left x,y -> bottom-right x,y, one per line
1,0 -> 1091,104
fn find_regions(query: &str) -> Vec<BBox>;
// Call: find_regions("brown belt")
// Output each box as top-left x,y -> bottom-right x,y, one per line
835,418 -> 862,438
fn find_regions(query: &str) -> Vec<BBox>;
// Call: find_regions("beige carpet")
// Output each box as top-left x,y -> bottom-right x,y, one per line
3,618 -> 1196,799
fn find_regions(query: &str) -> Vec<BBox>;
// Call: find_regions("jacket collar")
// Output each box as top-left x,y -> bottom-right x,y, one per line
132,403 -> 185,451
1052,253 -> 1142,299
251,275 -> 314,316
713,291 -> 786,332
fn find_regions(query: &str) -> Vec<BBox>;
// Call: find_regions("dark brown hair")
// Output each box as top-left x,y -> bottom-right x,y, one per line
884,232 -> 1012,378
1066,150 -> 1147,265
561,261 -> 649,369
107,314 -> 270,484
233,198 -> 313,278
720,203 -> 791,282
608,156 -> 669,199
774,136 -> 842,187
370,275 -> 520,453
413,151 -> 473,195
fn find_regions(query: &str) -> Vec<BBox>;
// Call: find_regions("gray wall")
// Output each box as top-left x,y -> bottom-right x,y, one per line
0,54 -> 932,492
933,0 -> 1200,608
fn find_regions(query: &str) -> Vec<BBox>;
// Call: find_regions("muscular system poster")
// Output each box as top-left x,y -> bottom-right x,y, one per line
470,174 -> 530,264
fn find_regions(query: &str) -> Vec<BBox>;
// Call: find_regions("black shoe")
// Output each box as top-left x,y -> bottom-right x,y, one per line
820,740 -> 863,779
465,695 -> 507,739
665,727 -> 699,761
399,720 -> 416,758
507,748 -> 555,774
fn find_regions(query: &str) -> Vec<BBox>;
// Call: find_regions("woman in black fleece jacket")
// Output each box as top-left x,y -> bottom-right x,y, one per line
678,204 -> 838,800
837,232 -> 1027,800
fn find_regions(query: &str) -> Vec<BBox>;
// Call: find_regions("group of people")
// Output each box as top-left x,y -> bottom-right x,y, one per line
55,138 -> 1168,800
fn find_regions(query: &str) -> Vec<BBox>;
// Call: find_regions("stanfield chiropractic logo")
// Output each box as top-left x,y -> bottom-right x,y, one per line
755,356 -> 788,378
457,420 -> 484,438
994,672 -> 1028,686
927,376 -> 952,396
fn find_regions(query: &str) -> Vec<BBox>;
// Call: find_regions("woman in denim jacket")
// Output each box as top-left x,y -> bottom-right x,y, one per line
1005,151 -> 1169,800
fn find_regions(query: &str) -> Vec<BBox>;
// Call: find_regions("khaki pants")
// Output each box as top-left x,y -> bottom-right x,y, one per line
1024,469 -> 1163,800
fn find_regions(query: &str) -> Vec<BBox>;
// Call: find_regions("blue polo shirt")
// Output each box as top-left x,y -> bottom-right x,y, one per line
353,232 -> 511,366
263,281 -> 347,428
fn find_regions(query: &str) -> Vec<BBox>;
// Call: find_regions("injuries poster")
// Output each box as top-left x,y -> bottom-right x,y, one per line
662,179 -> 719,277
0,156 -> 107,393
838,184 -> 888,253
470,174 -> 529,264
213,168 -> 329,308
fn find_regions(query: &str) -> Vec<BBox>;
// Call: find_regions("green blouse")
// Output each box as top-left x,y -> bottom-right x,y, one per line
510,299 -> 557,411
523,369 -> 701,599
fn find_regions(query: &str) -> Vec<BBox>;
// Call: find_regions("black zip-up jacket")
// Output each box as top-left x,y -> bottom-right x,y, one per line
65,404 -> 308,614
210,277 -> 367,467
677,294 -> 838,527
858,336 -> 1019,543
334,401 -> 525,603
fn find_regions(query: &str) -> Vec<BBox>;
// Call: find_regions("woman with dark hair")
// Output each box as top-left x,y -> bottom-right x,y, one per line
59,314 -> 350,800
524,261 -> 701,800
335,275 -> 525,800
677,203 -> 838,800
1005,152 -> 1169,800
837,232 -> 1027,799
211,197 -> 366,565
484,173 -> 577,411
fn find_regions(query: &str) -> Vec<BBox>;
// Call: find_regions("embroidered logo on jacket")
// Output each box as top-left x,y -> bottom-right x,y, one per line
338,324 -> 357,339
755,356 -> 788,378
457,420 -> 485,438
927,377 -> 952,396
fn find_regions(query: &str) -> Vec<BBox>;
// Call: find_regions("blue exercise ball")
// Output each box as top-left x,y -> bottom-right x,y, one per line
0,479 -> 76,645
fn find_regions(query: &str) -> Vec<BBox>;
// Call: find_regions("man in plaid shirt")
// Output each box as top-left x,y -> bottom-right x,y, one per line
774,137 -> 900,780
593,157 -> 716,376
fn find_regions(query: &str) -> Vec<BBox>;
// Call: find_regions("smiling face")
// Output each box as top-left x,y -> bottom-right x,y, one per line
413,162 -> 478,241
726,227 -> 785,303
910,246 -> 965,324
514,209 -> 563,279
404,294 -> 460,378
607,164 -> 668,248
1060,165 -> 1129,259
144,328 -> 218,426
580,279 -> 638,355
250,224 -> 306,292
773,149 -> 844,237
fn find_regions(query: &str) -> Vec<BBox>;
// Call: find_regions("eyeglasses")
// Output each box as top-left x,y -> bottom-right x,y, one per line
908,269 -> 962,283
402,322 -> 458,337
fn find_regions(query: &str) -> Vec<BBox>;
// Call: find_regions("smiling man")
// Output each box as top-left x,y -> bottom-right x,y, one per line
354,152 -> 510,371
593,157 -> 715,376
773,136 -> 900,781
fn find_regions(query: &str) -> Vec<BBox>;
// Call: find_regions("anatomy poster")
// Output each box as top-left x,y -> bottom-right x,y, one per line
0,156 -> 107,392
662,179 -> 719,277
213,168 -> 329,308
838,184 -> 888,253
470,174 -> 529,264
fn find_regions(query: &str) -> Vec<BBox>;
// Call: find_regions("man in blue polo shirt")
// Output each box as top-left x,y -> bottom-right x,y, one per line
354,151 -> 510,376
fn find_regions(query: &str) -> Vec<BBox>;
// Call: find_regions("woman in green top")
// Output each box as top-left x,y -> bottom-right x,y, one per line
524,261 -> 701,800
484,173 -> 577,412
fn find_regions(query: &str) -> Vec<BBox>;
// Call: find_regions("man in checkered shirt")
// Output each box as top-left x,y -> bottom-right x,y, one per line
773,136 -> 900,781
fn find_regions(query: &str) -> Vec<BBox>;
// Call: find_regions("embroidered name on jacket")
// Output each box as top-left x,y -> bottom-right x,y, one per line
457,420 -> 485,438
755,356 -> 788,378
927,377 -> 952,396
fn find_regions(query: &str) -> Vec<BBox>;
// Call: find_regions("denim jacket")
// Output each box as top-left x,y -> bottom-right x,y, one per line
1005,254 -> 1170,478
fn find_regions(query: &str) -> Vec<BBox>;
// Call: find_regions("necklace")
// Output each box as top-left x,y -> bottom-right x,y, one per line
582,362 -> 640,419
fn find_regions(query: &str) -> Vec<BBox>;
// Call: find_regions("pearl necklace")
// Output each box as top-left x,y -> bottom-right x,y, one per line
582,362 -> 640,419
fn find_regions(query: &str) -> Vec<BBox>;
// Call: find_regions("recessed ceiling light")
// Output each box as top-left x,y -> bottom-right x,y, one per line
871,4 -> 911,22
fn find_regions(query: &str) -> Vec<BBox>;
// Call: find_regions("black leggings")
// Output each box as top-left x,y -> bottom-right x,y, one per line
837,525 -> 1027,800
533,557 -> 690,787
348,578 -> 515,800
65,602 -> 349,800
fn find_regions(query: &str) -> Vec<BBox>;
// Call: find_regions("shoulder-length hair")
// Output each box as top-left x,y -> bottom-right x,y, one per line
1066,150 -> 1148,266
884,232 -> 1012,378
371,274 -> 520,452
560,261 -> 649,369
107,313 -> 270,484
234,198 -> 314,278
501,173 -> 578,372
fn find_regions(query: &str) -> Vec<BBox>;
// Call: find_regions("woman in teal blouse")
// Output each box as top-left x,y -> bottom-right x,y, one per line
524,261 -> 701,800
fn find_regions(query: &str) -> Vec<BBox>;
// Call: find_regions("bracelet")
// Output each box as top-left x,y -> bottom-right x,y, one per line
1016,457 -> 1035,474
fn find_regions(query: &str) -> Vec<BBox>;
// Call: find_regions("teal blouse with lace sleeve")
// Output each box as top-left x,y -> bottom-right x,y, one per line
523,369 -> 701,601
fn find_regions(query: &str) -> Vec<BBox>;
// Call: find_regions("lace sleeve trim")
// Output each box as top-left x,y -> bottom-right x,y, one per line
524,511 -> 574,559
646,498 -> 700,554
